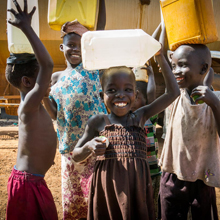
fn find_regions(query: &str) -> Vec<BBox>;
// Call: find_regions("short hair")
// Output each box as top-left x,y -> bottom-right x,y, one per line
5,59 -> 39,89
136,81 -> 148,103
177,44 -> 212,67
100,66 -> 135,91
63,32 -> 81,44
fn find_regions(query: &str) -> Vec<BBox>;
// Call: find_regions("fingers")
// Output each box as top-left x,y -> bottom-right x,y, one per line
12,0 -> 22,13
7,8 -> 17,16
7,19 -> 14,25
29,6 -> 36,17
24,0 -> 27,13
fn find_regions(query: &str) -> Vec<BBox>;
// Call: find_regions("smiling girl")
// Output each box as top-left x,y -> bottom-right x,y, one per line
72,49 -> 179,219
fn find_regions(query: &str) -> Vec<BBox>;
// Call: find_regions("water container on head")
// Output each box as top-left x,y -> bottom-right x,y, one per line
160,0 -> 218,51
48,0 -> 98,31
7,0 -> 39,54
81,29 -> 161,70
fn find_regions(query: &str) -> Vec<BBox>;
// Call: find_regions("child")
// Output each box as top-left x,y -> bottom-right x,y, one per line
132,63 -> 161,218
159,44 -> 220,220
6,1 -> 58,219
43,3 -> 107,218
72,48 -> 180,219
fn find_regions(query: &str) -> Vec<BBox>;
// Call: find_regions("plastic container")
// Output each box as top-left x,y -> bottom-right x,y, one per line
7,0 -> 39,54
48,0 -> 98,31
160,0 -> 218,51
133,66 -> 148,82
81,29 -> 161,70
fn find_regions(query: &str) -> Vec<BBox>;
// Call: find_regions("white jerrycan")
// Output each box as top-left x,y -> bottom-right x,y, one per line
81,29 -> 161,70
7,0 -> 39,54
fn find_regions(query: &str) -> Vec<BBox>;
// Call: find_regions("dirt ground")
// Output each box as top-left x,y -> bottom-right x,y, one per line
0,125 -> 220,220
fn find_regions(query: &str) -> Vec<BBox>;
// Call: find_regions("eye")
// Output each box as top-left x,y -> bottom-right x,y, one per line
172,64 -> 176,70
125,88 -> 133,92
107,88 -> 116,93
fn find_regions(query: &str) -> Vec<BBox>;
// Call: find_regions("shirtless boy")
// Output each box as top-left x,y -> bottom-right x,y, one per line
6,1 -> 58,219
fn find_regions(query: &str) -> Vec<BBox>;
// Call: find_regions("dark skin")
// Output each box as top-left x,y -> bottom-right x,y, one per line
131,63 -> 156,111
8,0 -> 57,175
72,51 -> 180,162
171,45 -> 220,136
43,0 -> 106,120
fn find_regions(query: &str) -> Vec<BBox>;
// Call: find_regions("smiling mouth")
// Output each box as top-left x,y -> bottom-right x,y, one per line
175,76 -> 184,83
114,102 -> 128,107
70,54 -> 81,58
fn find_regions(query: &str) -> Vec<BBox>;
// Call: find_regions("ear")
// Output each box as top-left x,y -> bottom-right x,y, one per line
201,63 -> 209,75
60,44 -> 64,52
167,50 -> 173,63
21,76 -> 32,88
99,91 -> 104,100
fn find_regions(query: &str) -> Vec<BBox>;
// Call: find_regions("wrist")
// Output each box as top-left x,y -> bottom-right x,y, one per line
209,99 -> 220,110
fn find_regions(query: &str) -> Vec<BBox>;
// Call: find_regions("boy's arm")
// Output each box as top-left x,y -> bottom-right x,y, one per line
96,0 -> 106,30
8,0 -> 53,113
191,87 -> 220,137
72,116 -> 106,162
203,67 -> 214,88
136,51 -> 180,126
144,64 -> 156,104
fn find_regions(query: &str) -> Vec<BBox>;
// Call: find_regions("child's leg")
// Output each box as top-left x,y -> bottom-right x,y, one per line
191,180 -> 218,220
160,172 -> 190,220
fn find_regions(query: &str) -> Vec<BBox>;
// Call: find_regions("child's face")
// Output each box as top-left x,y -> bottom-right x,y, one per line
103,71 -> 136,117
171,46 -> 204,91
61,33 -> 82,66
131,91 -> 146,111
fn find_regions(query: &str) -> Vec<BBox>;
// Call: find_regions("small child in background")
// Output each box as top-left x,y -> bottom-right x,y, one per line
72,48 -> 179,219
6,1 -> 58,219
132,63 -> 161,218
159,44 -> 220,220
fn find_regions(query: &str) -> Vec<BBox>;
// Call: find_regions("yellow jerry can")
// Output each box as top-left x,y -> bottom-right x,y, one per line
48,0 -> 99,31
160,0 -> 218,51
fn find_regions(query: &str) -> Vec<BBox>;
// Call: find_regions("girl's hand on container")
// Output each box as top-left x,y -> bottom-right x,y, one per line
7,0 -> 36,29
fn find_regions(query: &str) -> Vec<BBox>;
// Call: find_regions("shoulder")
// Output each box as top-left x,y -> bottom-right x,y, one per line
51,71 -> 65,85
87,114 -> 106,131
88,114 -> 105,125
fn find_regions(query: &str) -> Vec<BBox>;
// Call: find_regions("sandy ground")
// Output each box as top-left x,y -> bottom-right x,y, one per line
0,125 -> 220,220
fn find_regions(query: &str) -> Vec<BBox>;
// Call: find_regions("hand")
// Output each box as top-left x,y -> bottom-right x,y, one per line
88,137 -> 107,156
191,86 -> 219,106
7,0 -> 36,30
141,61 -> 154,76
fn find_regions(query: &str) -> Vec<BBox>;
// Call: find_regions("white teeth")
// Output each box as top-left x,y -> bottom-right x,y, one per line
115,103 -> 127,107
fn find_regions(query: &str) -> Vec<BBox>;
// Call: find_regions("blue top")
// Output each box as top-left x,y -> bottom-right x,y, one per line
50,63 -> 107,154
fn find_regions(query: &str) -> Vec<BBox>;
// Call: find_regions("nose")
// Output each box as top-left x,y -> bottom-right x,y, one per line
173,66 -> 181,75
115,91 -> 125,98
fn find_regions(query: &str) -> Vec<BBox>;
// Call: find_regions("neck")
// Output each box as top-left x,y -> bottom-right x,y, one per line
20,91 -> 28,101
186,82 -> 204,95
66,61 -> 80,69
109,111 -> 132,125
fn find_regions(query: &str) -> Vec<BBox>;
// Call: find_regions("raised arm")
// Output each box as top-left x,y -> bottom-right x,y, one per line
203,67 -> 214,88
8,0 -> 53,112
96,0 -> 106,30
144,63 -> 156,104
136,50 -> 180,126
